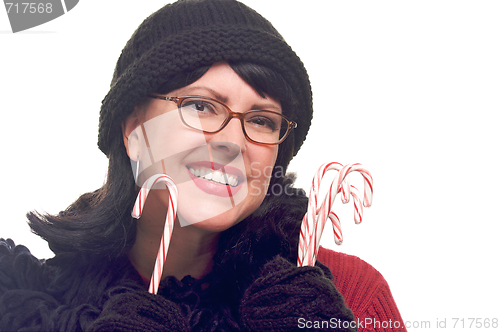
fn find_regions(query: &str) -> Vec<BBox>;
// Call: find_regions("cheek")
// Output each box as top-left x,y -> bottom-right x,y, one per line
145,113 -> 207,162
135,112 -> 209,179
247,146 -> 278,196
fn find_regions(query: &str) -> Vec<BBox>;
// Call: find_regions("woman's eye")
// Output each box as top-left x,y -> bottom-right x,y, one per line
247,116 -> 277,131
184,100 -> 217,114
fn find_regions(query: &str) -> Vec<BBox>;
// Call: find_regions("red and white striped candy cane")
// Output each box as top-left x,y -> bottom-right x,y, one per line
329,211 -> 342,245
323,184 -> 363,245
132,174 -> 178,294
337,163 -> 373,209
298,162 -> 347,266
307,163 -> 373,266
350,185 -> 364,224
298,163 -> 373,267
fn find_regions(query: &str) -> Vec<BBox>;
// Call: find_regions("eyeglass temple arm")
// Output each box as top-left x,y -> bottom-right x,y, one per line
149,95 -> 178,102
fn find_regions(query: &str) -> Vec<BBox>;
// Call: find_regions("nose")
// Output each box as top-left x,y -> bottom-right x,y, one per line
208,118 -> 246,157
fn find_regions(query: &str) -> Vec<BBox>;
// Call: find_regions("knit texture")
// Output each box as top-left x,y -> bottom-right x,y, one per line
1,184 -> 406,331
0,239 -> 359,331
98,0 -> 312,158
1,185 -> 358,331
317,247 -> 407,332
0,239 -> 407,331
240,256 -> 355,331
88,291 -> 189,331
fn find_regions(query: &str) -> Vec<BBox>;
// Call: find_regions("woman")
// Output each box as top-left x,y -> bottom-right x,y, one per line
0,0 -> 405,331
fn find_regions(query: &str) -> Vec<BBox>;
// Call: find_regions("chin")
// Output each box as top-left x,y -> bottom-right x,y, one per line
177,214 -> 237,233
177,202 -> 255,233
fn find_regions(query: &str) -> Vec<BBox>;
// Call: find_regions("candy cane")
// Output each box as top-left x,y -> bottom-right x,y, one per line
329,211 -> 343,245
318,184 -> 363,247
350,185 -> 364,224
309,163 -> 373,265
132,174 -> 178,294
298,162 -> 347,266
338,163 -> 373,209
298,163 -> 373,267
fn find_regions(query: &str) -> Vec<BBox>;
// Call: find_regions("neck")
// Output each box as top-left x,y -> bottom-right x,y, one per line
128,209 -> 220,281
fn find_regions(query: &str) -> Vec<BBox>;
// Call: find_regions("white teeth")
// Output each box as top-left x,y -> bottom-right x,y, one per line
212,171 -> 222,183
188,167 -> 239,187
229,176 -> 237,187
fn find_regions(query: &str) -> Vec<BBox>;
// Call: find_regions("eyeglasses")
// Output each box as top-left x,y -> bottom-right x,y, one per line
149,95 -> 297,145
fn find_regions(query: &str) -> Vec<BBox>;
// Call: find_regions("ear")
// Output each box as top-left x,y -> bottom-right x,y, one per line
121,108 -> 142,161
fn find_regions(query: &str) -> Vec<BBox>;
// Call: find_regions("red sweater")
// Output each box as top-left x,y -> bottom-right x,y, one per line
317,246 -> 407,332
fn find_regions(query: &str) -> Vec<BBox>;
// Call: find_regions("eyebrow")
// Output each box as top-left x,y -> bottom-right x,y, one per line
251,103 -> 282,113
181,87 -> 228,104
180,86 -> 282,113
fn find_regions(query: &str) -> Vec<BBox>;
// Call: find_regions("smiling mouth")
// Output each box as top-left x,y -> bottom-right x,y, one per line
188,166 -> 240,187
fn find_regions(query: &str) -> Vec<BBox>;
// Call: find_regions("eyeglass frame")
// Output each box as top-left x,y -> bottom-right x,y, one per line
148,94 -> 298,145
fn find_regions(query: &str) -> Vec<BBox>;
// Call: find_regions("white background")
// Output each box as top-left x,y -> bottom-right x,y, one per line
1,1 -> 499,329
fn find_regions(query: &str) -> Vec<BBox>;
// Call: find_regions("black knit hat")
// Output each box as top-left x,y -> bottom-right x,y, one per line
98,0 -> 313,161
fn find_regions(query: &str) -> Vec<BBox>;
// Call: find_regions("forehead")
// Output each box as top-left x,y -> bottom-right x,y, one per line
168,62 -> 282,111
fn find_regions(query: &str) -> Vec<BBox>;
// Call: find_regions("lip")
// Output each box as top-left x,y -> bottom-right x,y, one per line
186,161 -> 245,197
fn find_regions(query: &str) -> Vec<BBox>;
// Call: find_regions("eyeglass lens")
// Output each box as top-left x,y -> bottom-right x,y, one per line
178,97 -> 289,144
